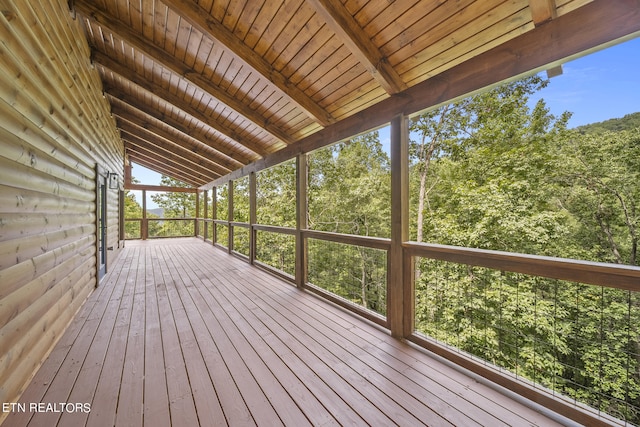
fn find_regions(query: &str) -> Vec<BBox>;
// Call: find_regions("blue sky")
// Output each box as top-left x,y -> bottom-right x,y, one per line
131,35 -> 640,188
529,35 -> 640,128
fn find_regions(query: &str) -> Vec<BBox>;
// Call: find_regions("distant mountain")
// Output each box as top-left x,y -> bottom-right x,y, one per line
576,112 -> 640,134
147,208 -> 164,218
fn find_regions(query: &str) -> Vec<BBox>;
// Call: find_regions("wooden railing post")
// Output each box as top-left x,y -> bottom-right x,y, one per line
389,114 -> 410,338
212,186 -> 217,244
203,189 -> 209,241
228,180 -> 234,254
249,172 -> 257,264
142,189 -> 148,240
295,153 -> 308,288
195,189 -> 200,237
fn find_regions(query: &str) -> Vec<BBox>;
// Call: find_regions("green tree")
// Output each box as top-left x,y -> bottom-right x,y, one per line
557,129 -> 640,265
307,131 -> 390,314
149,176 -> 196,237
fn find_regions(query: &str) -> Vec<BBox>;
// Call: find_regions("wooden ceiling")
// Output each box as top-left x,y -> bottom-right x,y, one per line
70,0 -> 636,188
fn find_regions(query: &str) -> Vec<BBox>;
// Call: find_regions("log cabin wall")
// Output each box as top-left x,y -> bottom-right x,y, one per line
0,0 -> 124,412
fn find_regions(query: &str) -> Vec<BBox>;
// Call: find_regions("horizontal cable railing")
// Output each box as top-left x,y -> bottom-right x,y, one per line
405,241 -> 640,425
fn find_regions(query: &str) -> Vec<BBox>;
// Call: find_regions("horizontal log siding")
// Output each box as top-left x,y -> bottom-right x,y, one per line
0,0 -> 124,418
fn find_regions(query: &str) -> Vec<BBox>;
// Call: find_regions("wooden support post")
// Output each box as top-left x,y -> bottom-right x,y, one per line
389,114 -> 410,338
249,172 -> 257,264
142,189 -> 147,240
228,180 -> 233,254
203,189 -> 209,241
212,186 -> 217,245
195,189 -> 200,237
124,161 -> 132,186
295,153 -> 308,288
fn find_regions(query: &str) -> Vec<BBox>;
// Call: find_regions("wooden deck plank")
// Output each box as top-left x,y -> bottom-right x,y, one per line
242,255 -> 561,426
141,244 -> 171,427
163,248 -> 285,426
6,253 -> 128,427
167,244 -> 327,426
77,247 -> 140,427
155,244 -> 228,426
152,245 -> 200,427
3,238 -> 571,427
206,256 -> 449,427
115,247 -> 146,427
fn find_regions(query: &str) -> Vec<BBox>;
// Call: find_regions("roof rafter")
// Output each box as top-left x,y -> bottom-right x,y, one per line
74,0 -> 294,147
528,0 -> 562,77
116,118 -> 224,178
113,107 -> 231,176
529,0 -> 558,26
92,52 -> 275,156
160,0 -> 336,127
106,88 -> 254,165
123,144 -> 211,186
109,97 -> 242,171
306,0 -> 407,94
203,0 -> 640,189
123,137 -> 216,185
127,152 -> 207,187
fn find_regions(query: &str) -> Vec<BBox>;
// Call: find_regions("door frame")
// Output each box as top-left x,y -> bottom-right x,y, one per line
96,165 -> 108,284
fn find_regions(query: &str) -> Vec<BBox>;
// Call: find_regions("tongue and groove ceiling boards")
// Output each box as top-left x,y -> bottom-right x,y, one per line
71,0 -> 619,187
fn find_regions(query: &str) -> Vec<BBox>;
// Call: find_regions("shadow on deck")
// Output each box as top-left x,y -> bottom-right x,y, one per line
4,238 -> 575,426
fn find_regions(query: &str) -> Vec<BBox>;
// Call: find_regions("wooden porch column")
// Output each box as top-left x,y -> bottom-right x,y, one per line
295,153 -> 308,288
249,172 -> 257,264
203,189 -> 209,241
141,189 -> 148,240
195,189 -> 200,237
212,186 -> 217,245
228,180 -> 234,254
389,114 -> 410,338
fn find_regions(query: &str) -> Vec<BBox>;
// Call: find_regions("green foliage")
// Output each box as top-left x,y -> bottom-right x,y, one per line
409,77 -> 640,422
309,130 -> 391,238
576,112 -> 640,135
147,176 -> 196,237
151,176 -> 196,217
257,159 -> 296,227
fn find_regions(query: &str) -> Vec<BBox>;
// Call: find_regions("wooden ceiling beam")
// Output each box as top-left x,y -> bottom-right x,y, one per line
74,0 -> 295,146
203,0 -> 640,189
529,0 -> 558,26
116,118 -> 223,179
111,104 -> 233,175
122,134 -> 217,184
92,52 -> 273,157
160,0 -> 336,127
106,90 -> 253,166
126,147 -> 208,186
126,152 -> 207,187
306,0 -> 407,94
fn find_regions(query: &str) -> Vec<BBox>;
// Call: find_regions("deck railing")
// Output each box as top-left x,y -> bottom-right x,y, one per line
124,217 -> 196,239
153,114 -> 640,426
405,242 -> 640,425
194,204 -> 640,425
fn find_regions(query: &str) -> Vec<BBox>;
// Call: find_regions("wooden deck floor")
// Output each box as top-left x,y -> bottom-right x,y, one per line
4,238 -> 573,427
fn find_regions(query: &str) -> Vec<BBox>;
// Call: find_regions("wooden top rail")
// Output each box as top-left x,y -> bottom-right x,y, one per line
303,229 -> 391,251
404,241 -> 640,292
125,217 -> 197,221
125,183 -> 198,193
229,221 -> 251,228
252,224 -> 297,235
